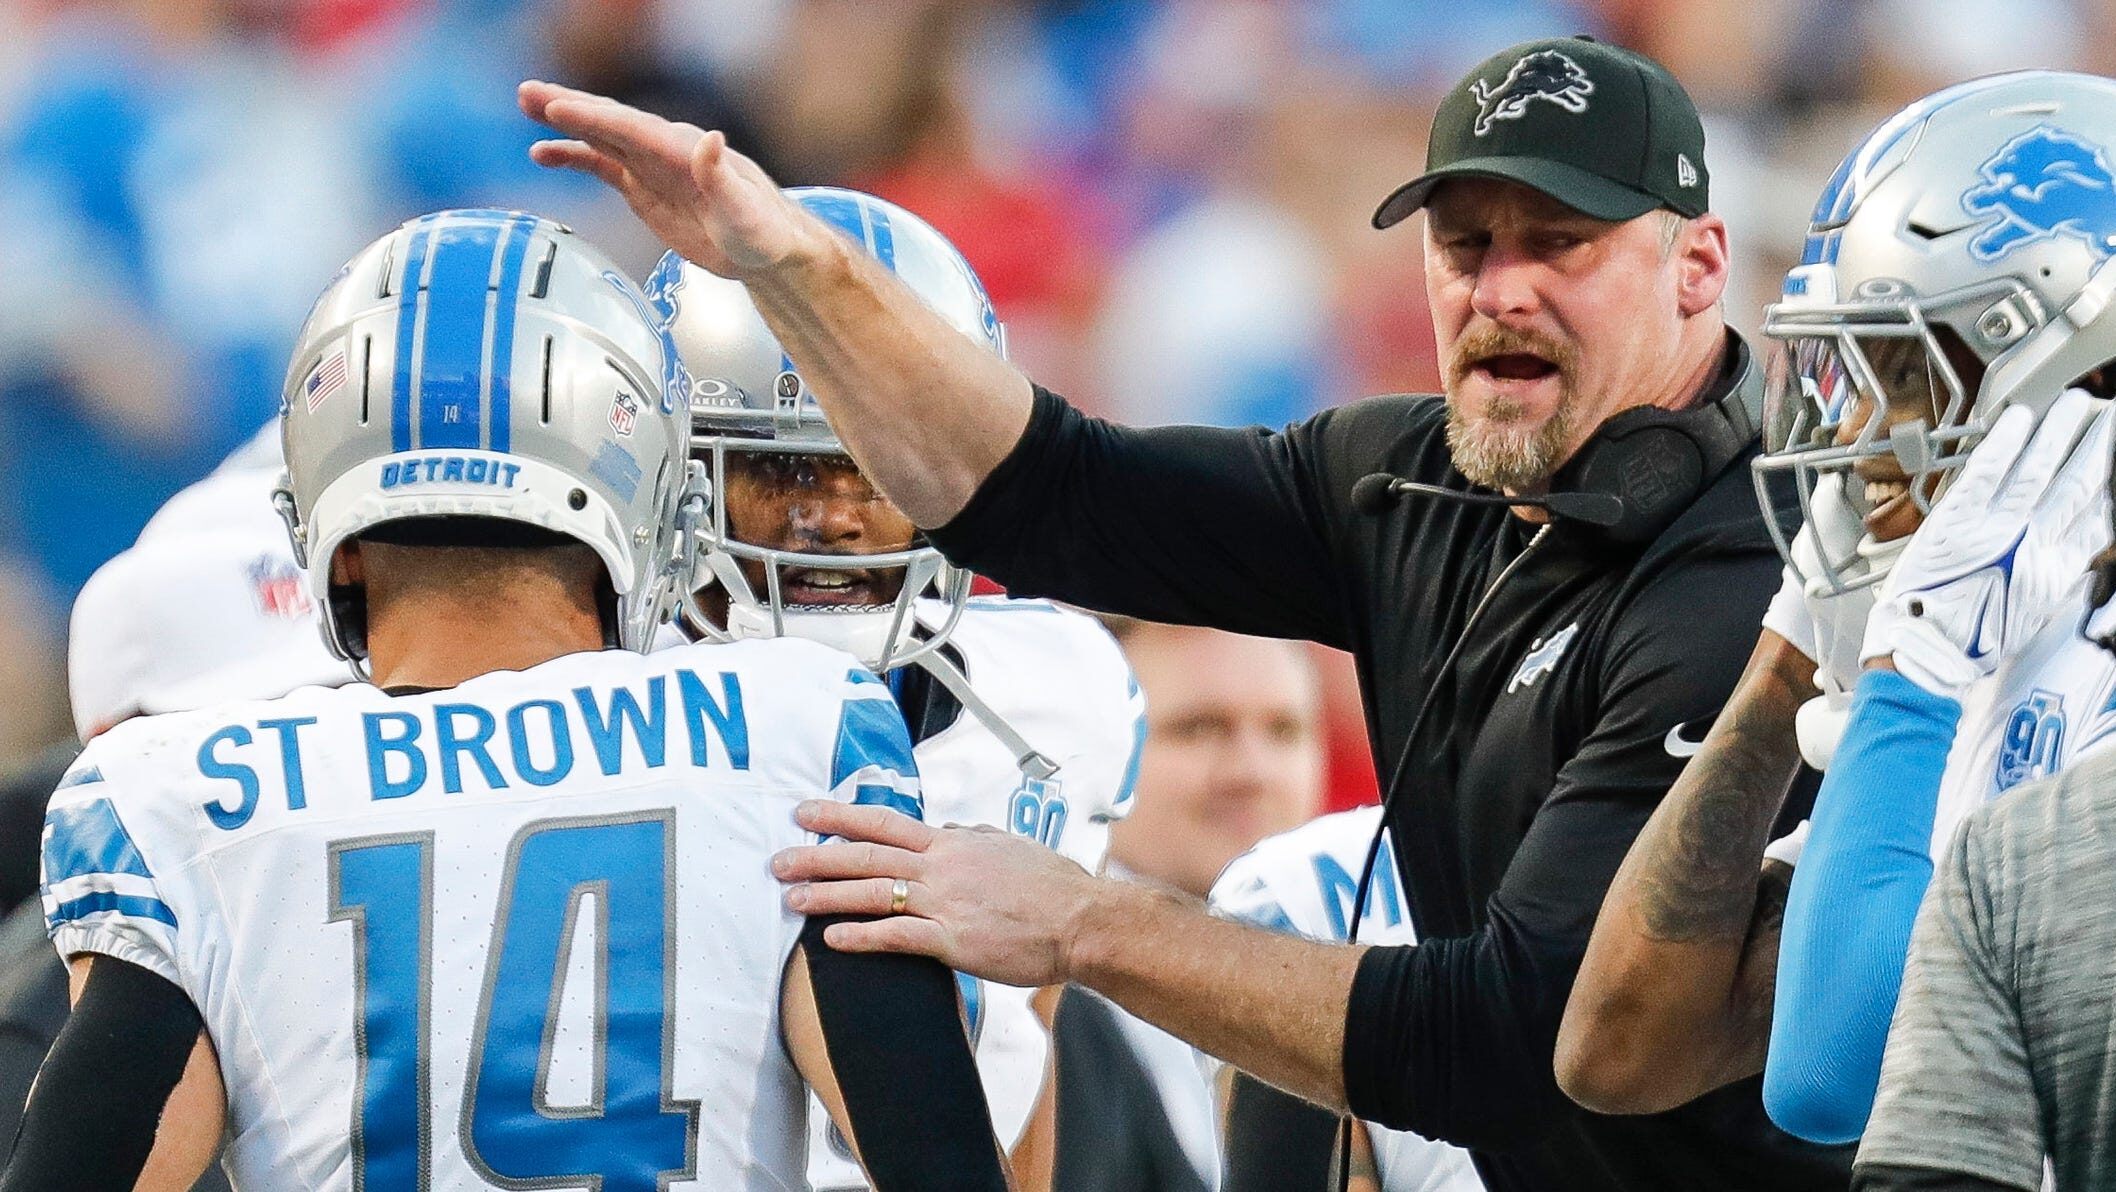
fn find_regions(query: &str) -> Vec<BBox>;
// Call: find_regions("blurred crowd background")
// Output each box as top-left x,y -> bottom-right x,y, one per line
3,0 -> 2109,806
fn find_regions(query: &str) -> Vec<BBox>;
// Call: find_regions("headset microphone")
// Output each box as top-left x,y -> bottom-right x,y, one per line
1350,471 -> 1626,527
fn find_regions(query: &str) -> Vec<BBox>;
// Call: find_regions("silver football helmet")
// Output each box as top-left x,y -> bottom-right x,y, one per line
276,209 -> 699,667
647,187 -> 1004,673
1755,70 -> 2116,593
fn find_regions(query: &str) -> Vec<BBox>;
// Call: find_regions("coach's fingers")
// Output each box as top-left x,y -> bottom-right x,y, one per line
528,141 -> 628,188
772,840 -> 927,883
794,800 -> 937,850
536,95 -> 701,177
822,916 -> 948,959
785,877 -> 919,917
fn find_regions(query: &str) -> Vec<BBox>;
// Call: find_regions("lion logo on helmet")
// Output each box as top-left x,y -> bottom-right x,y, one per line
1961,125 -> 2116,262
1471,50 -> 1595,137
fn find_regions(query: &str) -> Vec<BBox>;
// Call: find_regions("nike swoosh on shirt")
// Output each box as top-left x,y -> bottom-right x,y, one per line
1663,719 -> 1711,759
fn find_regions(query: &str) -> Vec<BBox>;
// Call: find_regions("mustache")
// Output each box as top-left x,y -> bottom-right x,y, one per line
1445,324 -> 1578,387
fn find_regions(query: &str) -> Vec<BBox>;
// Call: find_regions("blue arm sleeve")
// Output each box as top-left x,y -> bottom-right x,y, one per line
1765,668 -> 1962,1144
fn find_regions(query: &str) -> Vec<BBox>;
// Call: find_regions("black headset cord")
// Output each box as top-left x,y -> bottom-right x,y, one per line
1332,522 -> 1552,1192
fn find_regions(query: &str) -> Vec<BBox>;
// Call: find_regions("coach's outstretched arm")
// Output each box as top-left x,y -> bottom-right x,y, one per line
519,80 -> 1028,529
520,82 -> 1346,644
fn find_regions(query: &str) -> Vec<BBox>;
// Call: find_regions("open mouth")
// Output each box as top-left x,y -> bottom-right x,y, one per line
1862,478 -> 1909,509
782,564 -> 894,609
1472,352 -> 1560,384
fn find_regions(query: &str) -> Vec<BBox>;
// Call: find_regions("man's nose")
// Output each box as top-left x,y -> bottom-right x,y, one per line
1470,247 -> 1545,323
787,488 -> 871,544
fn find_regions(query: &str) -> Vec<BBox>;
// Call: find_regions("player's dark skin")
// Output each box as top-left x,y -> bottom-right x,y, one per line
692,451 -> 918,624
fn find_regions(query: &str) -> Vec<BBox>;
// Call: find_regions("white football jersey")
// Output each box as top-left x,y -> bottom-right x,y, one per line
1931,583 -> 2116,859
42,638 -> 922,1192
1211,809 -> 1486,1192
806,596 -> 1145,1189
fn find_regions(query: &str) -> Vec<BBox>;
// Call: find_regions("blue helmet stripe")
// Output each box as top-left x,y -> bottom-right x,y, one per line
389,215 -> 442,451
484,214 -> 535,453
862,197 -> 896,269
799,191 -> 900,272
416,215 -> 504,449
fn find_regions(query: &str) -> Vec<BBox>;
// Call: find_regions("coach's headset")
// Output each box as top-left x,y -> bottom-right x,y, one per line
1351,374 -> 1759,547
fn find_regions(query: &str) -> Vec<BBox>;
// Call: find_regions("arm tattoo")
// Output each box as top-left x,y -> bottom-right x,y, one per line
1730,860 -> 1793,1041
1632,647 -> 1813,942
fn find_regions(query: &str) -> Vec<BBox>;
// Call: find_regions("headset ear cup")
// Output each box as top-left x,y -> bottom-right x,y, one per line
1588,424 -> 1707,545
1559,408 -> 1720,546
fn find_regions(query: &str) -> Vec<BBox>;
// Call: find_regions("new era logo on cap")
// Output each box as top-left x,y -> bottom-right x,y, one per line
1471,50 -> 1596,136
1677,153 -> 1699,188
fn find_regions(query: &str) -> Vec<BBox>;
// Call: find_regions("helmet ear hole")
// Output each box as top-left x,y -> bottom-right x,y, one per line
568,489 -> 588,511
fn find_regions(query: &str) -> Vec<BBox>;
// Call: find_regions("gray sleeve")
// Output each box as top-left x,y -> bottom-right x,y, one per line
1853,819 -> 2043,1191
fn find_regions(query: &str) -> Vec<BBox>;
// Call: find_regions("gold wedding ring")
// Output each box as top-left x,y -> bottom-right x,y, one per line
889,877 -> 910,915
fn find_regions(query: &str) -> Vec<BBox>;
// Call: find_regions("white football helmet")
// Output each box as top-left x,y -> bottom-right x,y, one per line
276,209 -> 699,667
648,187 -> 1004,672
1755,70 -> 2116,594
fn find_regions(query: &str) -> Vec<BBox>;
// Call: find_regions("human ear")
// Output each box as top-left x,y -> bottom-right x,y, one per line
1674,213 -> 1730,318
330,541 -> 364,586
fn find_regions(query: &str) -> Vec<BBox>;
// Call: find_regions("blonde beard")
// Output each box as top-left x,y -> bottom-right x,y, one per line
1445,398 -> 1575,491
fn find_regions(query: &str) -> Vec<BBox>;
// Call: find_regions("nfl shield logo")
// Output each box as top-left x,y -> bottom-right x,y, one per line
609,390 -> 640,436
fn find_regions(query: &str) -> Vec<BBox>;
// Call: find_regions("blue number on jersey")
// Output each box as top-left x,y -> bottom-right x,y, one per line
328,834 -> 434,1191
1006,776 -> 1068,850
330,812 -> 697,1190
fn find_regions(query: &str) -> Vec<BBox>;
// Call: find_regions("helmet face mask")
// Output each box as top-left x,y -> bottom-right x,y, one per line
651,188 -> 1002,672
276,209 -> 700,672
687,432 -> 972,673
1756,71 -> 2116,596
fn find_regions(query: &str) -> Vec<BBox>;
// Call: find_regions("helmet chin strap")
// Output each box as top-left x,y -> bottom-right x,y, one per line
909,646 -> 1060,782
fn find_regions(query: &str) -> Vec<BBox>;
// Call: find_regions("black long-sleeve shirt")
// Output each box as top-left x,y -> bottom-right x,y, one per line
928,338 -> 1850,1192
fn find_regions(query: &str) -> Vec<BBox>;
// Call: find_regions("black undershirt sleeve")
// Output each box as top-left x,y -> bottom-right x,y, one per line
1221,1071 -> 1341,1192
799,914 -> 1008,1192
927,385 -> 1349,646
1853,1164 -> 2025,1192
0,956 -> 202,1192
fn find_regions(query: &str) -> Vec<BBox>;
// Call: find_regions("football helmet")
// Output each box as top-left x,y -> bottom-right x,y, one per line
648,187 -> 1004,673
1755,70 -> 2116,594
276,209 -> 699,667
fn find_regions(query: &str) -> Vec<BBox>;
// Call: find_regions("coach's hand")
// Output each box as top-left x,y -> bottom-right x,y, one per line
774,801 -> 1099,989
518,80 -> 825,279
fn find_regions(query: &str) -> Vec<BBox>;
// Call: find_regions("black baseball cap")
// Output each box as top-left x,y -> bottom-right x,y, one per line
1373,36 -> 1709,229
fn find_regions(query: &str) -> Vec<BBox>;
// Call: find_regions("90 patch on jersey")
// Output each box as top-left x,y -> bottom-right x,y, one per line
1007,776 -> 1068,850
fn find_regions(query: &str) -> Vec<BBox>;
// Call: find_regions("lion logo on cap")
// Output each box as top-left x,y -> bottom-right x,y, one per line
1471,50 -> 1595,137
1961,125 -> 2116,262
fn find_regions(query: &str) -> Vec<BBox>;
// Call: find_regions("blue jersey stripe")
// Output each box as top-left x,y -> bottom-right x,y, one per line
416,216 -> 502,449
1115,677 -> 1146,809
830,698 -> 919,790
851,782 -> 922,821
390,215 -> 441,451
42,799 -> 153,883
484,214 -> 535,453
50,891 -> 178,929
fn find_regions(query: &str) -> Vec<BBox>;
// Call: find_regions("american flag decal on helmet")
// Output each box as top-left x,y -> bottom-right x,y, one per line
304,350 -> 348,413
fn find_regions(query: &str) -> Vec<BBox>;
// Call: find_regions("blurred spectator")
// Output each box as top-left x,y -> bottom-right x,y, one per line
1051,617 -> 1332,1192
1105,618 -> 1327,898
